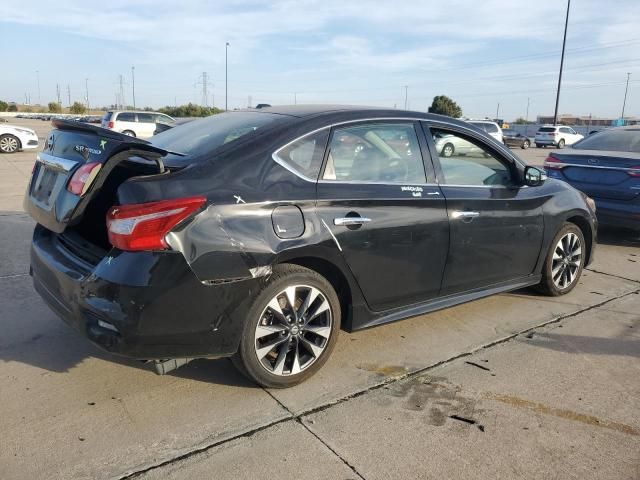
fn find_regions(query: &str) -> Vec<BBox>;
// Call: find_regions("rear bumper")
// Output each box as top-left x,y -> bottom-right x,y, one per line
30,225 -> 256,359
535,139 -> 556,146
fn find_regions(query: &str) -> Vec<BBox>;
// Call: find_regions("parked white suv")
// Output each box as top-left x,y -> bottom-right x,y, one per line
535,125 -> 583,148
101,111 -> 176,139
468,120 -> 504,143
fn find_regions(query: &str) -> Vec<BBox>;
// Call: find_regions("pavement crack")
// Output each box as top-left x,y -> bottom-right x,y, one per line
586,268 -> 640,284
0,272 -> 29,280
262,389 -> 367,480
115,287 -> 639,479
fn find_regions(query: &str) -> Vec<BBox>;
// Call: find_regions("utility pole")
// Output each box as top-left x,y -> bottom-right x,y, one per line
621,72 -> 631,124
403,85 -> 408,110
131,66 -> 136,110
56,84 -> 61,108
553,0 -> 571,125
119,74 -> 126,109
85,78 -> 89,110
36,70 -> 41,105
496,102 -> 500,119
198,72 -> 209,107
67,84 -> 71,108
525,97 -> 530,136
225,42 -> 230,110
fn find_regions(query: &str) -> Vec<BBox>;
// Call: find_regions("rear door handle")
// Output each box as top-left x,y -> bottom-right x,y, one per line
334,217 -> 372,226
451,210 -> 480,220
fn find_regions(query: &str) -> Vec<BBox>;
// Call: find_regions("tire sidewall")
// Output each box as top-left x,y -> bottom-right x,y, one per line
237,266 -> 341,388
543,223 -> 585,296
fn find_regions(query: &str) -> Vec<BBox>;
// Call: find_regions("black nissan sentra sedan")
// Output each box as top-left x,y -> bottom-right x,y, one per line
24,106 -> 597,387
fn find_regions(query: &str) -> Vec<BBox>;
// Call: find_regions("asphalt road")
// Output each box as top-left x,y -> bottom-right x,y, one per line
1,119 -> 639,479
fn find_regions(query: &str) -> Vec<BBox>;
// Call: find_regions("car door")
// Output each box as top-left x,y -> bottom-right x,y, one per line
136,113 -> 157,138
114,112 -> 137,135
423,122 -> 545,295
315,121 -> 450,312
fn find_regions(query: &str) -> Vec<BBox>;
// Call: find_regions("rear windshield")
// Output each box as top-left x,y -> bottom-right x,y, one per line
151,111 -> 284,160
102,112 -> 113,122
538,127 -> 556,132
572,129 -> 640,153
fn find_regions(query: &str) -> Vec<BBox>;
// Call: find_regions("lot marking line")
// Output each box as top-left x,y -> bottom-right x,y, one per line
116,285 -> 640,480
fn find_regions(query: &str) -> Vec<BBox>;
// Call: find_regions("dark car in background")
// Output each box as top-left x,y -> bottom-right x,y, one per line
502,129 -> 531,149
544,126 -> 640,230
24,106 -> 596,388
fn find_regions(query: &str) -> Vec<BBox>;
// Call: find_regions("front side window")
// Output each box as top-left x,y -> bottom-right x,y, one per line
274,129 -> 329,180
431,128 -> 513,187
322,123 -> 426,184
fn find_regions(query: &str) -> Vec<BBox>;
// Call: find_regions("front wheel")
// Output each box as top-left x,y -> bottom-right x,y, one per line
535,223 -> 585,296
233,264 -> 341,388
0,134 -> 20,153
522,140 -> 530,149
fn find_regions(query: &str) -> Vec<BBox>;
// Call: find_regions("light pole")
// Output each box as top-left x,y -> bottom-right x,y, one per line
525,97 -> 530,136
85,78 -> 89,110
403,85 -> 408,110
225,42 -> 230,111
132,66 -> 136,110
621,72 -> 631,124
553,0 -> 571,125
496,102 -> 500,120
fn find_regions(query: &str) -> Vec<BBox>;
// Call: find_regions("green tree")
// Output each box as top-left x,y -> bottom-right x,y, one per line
48,102 -> 62,113
7,104 -> 18,112
513,117 -> 532,125
0,100 -> 8,112
69,102 -> 87,114
428,95 -> 462,118
158,103 -> 223,118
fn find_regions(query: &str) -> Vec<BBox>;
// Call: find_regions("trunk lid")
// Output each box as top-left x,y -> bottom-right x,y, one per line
550,149 -> 640,201
25,119 -> 170,233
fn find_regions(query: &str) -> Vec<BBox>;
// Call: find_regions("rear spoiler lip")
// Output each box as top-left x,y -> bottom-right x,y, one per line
51,119 -> 186,157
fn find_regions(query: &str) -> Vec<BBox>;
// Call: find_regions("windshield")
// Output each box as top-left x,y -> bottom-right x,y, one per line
573,128 -> 640,153
151,111 -> 285,159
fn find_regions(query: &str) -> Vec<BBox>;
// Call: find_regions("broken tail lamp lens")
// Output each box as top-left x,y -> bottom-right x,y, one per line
67,162 -> 102,196
106,196 -> 206,251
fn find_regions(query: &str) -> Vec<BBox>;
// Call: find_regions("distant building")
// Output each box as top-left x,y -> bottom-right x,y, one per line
536,114 -> 638,126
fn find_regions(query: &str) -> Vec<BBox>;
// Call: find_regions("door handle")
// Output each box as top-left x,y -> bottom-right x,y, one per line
334,216 -> 372,226
451,210 -> 480,220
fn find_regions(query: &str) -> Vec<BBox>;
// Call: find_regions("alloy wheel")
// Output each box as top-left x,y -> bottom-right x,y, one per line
551,232 -> 582,289
442,143 -> 454,157
254,285 -> 332,376
0,136 -> 19,153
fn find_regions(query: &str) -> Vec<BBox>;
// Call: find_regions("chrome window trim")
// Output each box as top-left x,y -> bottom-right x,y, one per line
36,152 -> 77,172
271,116 -> 523,185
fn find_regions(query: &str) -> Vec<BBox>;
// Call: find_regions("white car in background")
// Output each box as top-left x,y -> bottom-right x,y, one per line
468,120 -> 504,143
101,110 -> 176,138
0,124 -> 39,154
535,125 -> 583,148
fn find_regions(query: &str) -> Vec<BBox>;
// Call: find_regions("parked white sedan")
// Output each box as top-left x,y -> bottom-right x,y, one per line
0,124 -> 39,153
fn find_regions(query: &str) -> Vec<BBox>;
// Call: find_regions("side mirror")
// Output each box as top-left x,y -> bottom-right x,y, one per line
524,166 -> 547,187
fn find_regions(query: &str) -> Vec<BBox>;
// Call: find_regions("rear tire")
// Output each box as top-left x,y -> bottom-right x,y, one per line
122,130 -> 136,137
522,140 -> 530,149
535,223 -> 585,296
0,134 -> 21,153
233,264 -> 341,388
557,139 -> 565,148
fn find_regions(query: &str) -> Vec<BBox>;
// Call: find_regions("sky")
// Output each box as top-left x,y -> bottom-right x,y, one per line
1,0 -> 638,120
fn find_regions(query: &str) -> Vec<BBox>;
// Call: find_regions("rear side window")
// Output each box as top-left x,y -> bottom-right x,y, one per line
137,113 -> 156,123
274,129 -> 330,180
322,122 -> 426,184
116,112 -> 136,122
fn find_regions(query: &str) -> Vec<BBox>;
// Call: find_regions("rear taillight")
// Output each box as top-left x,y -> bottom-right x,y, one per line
67,162 -> 102,195
628,166 -> 640,177
544,155 -> 565,170
107,121 -> 114,129
106,196 -> 206,251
